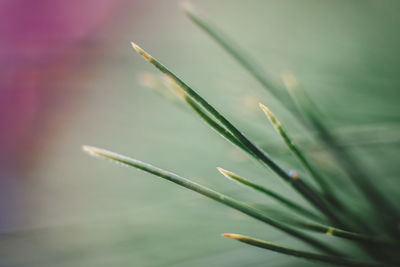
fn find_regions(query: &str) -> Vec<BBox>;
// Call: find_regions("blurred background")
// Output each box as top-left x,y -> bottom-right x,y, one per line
1,0 -> 400,266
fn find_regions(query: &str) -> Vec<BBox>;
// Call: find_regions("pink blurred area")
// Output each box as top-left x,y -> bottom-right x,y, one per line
0,0 -> 144,172
0,0 -> 148,229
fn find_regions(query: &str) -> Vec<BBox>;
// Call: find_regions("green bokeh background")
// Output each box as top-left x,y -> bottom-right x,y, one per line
2,1 -> 400,266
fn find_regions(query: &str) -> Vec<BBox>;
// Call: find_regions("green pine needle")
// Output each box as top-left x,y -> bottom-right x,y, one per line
82,145 -> 340,256
259,102 -> 334,196
217,167 -> 322,222
222,233 -> 383,267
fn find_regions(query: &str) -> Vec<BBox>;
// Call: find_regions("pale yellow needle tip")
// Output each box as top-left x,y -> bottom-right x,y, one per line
222,233 -> 242,240
181,1 -> 195,14
130,41 -> 140,52
216,167 -> 233,178
82,145 -> 112,159
82,145 -> 99,156
130,42 -> 151,61
259,103 -> 281,128
259,103 -> 272,116
216,167 -> 227,174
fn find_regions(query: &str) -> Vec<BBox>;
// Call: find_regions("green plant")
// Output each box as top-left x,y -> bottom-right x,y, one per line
83,5 -> 399,266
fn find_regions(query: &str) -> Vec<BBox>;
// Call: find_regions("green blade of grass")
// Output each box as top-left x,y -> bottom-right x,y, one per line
222,233 -> 383,267
130,42 -> 342,226
282,72 -> 400,237
82,145 -> 341,256
217,167 -> 322,222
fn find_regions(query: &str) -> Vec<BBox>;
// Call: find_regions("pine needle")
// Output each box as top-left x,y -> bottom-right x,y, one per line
217,167 -> 322,221
222,233 -> 383,267
259,103 -> 342,206
82,145 -> 340,256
